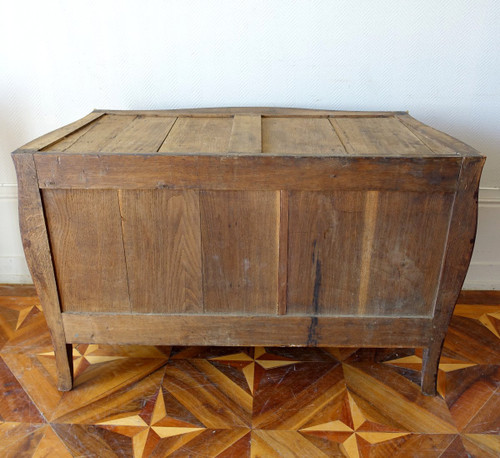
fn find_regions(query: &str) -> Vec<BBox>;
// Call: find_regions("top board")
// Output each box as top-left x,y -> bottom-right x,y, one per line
20,107 -> 480,158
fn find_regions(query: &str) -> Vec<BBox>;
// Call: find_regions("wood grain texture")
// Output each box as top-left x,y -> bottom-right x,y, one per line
119,189 -> 202,314
101,115 -> 176,153
421,156 -> 486,395
330,117 -> 433,156
56,114 -> 137,153
34,154 -> 462,192
228,114 -> 262,154
287,191 -> 454,317
11,152 -> 73,390
42,189 -> 130,313
159,117 -> 233,153
262,117 -> 346,155
200,191 -> 279,314
396,114 -> 482,157
277,190 -> 289,315
62,313 -> 432,347
21,112 -> 104,151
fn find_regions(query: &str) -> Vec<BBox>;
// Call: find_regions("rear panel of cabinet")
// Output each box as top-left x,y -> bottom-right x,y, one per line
42,187 -> 453,318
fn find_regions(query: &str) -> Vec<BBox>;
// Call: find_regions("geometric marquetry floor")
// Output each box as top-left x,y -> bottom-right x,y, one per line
0,286 -> 499,457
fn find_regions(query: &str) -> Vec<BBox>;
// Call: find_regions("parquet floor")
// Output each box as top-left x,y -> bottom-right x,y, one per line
0,286 -> 498,457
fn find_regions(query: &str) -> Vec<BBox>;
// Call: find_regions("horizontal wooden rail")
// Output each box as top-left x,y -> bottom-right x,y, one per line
62,313 -> 432,348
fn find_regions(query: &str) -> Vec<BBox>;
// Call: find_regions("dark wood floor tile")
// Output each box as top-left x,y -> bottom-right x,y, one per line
170,345 -> 254,360
163,359 -> 253,429
52,423 -> 134,457
0,356 -> 45,423
461,434 -> 500,458
253,362 -> 344,430
343,362 -> 457,433
51,358 -> 167,423
0,422 -> 46,457
51,366 -> 165,425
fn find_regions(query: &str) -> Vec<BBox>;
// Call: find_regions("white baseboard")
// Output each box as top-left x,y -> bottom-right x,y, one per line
1,185 -> 499,289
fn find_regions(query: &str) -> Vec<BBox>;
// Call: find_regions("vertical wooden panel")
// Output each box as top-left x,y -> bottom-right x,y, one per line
288,191 -> 366,315
288,191 -> 454,317
200,191 -> 279,314
278,190 -> 289,315
362,192 -> 454,316
42,189 -> 130,313
119,190 -> 203,313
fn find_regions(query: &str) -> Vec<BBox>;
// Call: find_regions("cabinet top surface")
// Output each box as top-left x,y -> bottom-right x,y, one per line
20,108 -> 481,158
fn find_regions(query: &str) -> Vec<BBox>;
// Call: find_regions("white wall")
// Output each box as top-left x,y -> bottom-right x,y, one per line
1,1 -> 499,288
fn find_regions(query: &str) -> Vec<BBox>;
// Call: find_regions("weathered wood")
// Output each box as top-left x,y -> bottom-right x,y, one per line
200,190 -> 279,314
34,154 -> 462,192
330,117 -> 433,156
277,190 -> 289,315
159,117 -> 233,153
228,115 -> 262,154
287,190 -> 454,316
11,152 -> 73,390
101,116 -> 177,153
59,115 -> 136,153
421,156 -> 485,395
396,114 -> 482,157
62,313 -> 432,347
42,189 -> 130,313
21,112 -> 104,151
262,117 -> 345,155
119,189 -> 203,313
13,108 -> 485,395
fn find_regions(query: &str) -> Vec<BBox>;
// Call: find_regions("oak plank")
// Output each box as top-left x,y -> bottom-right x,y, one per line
287,191 -> 367,315
34,154 -> 462,192
42,189 -> 130,313
101,116 -> 176,153
11,152 -> 73,390
361,191 -> 455,316
396,114 -> 482,157
228,114 -> 262,154
21,112 -> 103,151
62,313 -> 432,347
61,114 -> 136,153
262,117 -> 346,155
159,117 -> 233,153
119,189 -> 203,313
330,117 -> 433,156
200,190 -> 279,314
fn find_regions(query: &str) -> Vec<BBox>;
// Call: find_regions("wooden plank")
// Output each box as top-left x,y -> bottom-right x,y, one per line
287,191 -> 367,315
42,189 -> 130,313
200,190 -> 279,314
159,117 -> 233,153
262,117 -> 346,155
396,114 -> 482,157
62,313 -> 432,347
330,117 -> 433,156
34,154 -> 462,192
288,191 -> 454,317
119,189 -> 203,313
421,156 -> 486,394
11,152 -> 73,390
228,114 -> 262,154
277,190 -> 289,315
21,112 -> 104,151
61,115 -> 136,153
361,191 -> 455,316
101,116 -> 177,153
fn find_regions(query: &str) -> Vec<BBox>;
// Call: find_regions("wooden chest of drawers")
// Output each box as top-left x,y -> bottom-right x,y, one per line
12,107 -> 484,394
